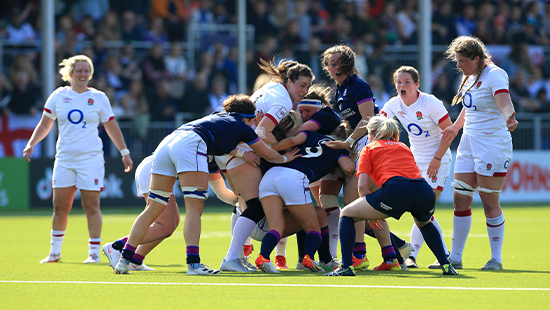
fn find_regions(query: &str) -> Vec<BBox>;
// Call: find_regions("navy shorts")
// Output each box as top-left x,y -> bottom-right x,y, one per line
366,176 -> 436,222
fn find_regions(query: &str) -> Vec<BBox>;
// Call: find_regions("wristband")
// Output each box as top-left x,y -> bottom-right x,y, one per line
345,137 -> 356,147
235,149 -> 245,158
120,148 -> 130,156
434,156 -> 441,161
282,155 -> 288,163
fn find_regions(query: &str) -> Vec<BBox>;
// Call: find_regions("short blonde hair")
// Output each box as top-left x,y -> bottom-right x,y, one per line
367,115 -> 399,141
59,55 -> 94,83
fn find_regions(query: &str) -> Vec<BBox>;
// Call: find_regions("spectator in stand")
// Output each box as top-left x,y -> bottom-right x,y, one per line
432,71 -> 457,112
274,43 -> 297,65
279,19 -> 304,46
526,66 -> 547,100
367,75 -> 390,110
142,43 -> 172,87
164,43 -> 189,100
5,70 -> 38,117
515,17 -> 549,46
103,55 -> 130,101
97,11 -> 121,41
110,0 -> 150,23
144,17 -> 169,43
378,1 -> 399,45
55,15 -> 74,46
506,5 -> 524,40
9,54 -> 38,86
291,0 -> 312,43
396,0 -> 418,44
120,11 -> 145,41
182,71 -> 210,116
499,43 -> 532,81
6,8 -> 36,42
148,0 -> 187,41
121,80 -> 150,141
208,74 -> 228,112
322,13 -> 352,45
297,36 -> 324,81
344,1 -> 374,42
474,19 -> 493,45
75,15 -> 96,41
0,73 -> 13,113
492,17 -> 508,45
120,44 -> 142,82
509,70 -> 540,113
543,3 -> 550,40
248,0 -> 277,41
212,43 -> 237,94
432,1 -> 457,45
456,4 -> 476,37
268,1 -> 289,33
190,0 -> 215,24
91,33 -> 109,70
308,0 -> 329,39
148,79 -> 178,122
72,0 -> 110,22
212,1 -> 230,24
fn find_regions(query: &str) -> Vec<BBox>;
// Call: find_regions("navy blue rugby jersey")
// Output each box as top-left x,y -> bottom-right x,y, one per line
263,131 -> 350,183
333,74 -> 379,129
308,106 -> 342,135
176,111 -> 260,155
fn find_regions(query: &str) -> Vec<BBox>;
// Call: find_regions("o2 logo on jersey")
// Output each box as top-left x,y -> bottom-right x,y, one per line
68,109 -> 87,128
302,138 -> 332,158
88,98 -> 94,106
462,93 -> 477,110
416,111 -> 423,120
407,123 -> 430,137
504,160 -> 510,169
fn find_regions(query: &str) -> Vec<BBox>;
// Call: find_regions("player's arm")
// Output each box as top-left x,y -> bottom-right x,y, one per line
427,116 -> 453,179
327,101 -> 372,150
357,172 -> 371,197
442,107 -> 465,144
256,115 -> 279,146
23,114 -> 54,162
338,155 -> 355,176
288,120 -> 320,137
271,132 -> 307,151
208,171 -> 238,206
103,119 -> 133,172
249,140 -> 300,163
495,92 -> 518,132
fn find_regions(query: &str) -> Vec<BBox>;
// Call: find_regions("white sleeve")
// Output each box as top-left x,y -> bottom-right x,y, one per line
43,89 -> 59,120
264,97 -> 292,125
380,98 -> 396,119
427,96 -> 449,124
489,68 -> 510,95
99,93 -> 115,123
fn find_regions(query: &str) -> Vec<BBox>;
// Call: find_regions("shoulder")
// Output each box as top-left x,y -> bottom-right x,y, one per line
420,92 -> 444,106
485,64 -> 509,79
383,96 -> 400,108
88,87 -> 107,96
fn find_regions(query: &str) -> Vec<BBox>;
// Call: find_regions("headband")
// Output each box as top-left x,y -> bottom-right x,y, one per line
297,99 -> 322,108
238,113 -> 256,118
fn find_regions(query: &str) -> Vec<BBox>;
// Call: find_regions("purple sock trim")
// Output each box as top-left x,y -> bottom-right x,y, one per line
133,254 -> 145,262
307,231 -> 322,240
268,230 -> 281,242
353,242 -> 366,252
123,244 -> 136,252
121,236 -> 128,245
321,226 -> 329,235
187,246 -> 200,255
381,245 -> 395,257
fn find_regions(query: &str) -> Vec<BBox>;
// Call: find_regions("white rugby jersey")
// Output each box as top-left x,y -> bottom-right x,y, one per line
250,81 -> 293,126
381,91 -> 451,164
44,86 -> 114,162
460,63 -> 511,137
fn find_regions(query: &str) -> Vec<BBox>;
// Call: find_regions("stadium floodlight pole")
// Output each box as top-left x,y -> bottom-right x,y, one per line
41,0 -> 56,158
418,0 -> 432,94
238,0 -> 246,94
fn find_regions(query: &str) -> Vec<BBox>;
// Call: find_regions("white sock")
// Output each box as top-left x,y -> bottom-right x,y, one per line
244,236 -> 252,246
326,208 -> 340,258
275,237 -> 288,257
409,223 -> 423,259
88,238 -> 101,255
486,213 -> 505,263
50,230 -> 65,255
225,217 -> 256,261
231,212 -> 238,235
450,209 -> 472,262
432,216 -> 449,256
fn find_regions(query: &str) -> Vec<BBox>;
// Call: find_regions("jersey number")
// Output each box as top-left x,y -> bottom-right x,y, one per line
407,123 -> 430,137
68,109 -> 86,128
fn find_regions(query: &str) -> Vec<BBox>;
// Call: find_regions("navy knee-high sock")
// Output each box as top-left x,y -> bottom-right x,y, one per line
420,222 -> 450,265
260,230 -> 280,261
390,234 -> 404,264
317,226 -> 332,264
296,230 -> 306,262
339,216 -> 356,268
305,231 -> 322,258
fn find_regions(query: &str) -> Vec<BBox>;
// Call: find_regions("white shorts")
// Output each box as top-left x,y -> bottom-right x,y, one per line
135,155 -> 154,197
250,216 -> 270,241
455,133 -> 512,177
214,144 -> 251,172
151,131 -> 209,177
52,158 -> 104,191
259,166 -> 312,206
417,157 -> 452,191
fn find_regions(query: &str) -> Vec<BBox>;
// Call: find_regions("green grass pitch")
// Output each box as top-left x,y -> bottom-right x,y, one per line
1,203 -> 549,309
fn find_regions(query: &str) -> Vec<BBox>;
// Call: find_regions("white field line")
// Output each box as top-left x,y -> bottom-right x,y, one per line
1,280 -> 549,291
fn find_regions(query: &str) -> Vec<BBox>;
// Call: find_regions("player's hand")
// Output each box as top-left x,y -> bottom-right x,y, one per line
282,148 -> 301,162
442,126 -> 459,144
23,144 -> 33,162
427,158 -> 441,179
506,112 -> 518,132
243,151 -> 261,168
254,111 -> 264,126
325,140 -> 350,150
122,155 -> 133,172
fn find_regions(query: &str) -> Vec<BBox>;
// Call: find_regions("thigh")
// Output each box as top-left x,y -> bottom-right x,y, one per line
52,186 -> 78,209
471,134 -> 512,177
227,161 -> 262,200
269,168 -> 312,206
135,155 -> 154,197
260,195 -> 286,232
286,203 -> 321,233
75,160 -> 105,191
341,196 -> 388,221
80,189 -> 101,211
454,134 -> 475,174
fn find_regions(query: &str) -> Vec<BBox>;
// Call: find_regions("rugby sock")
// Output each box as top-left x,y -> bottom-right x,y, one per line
225,217 -> 256,261
121,243 -> 136,260
326,207 -> 340,258
486,213 -> 505,263
339,216 -> 356,268
389,235 -> 403,264
381,245 -> 396,264
409,222 -> 423,259
244,237 -> 253,246
432,216 -> 450,256
230,211 -> 238,235
275,237 -> 288,257
88,238 -> 101,256
112,236 -> 128,252
420,222 -> 450,266
50,230 -> 65,255
317,226 -> 333,264
450,209 -> 472,262
260,230 -> 281,261
305,231 -> 322,258
186,245 -> 200,264
130,253 -> 144,265
296,230 -> 306,262
353,242 -> 366,259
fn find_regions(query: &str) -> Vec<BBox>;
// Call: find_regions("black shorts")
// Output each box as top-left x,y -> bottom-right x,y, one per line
366,176 -> 436,222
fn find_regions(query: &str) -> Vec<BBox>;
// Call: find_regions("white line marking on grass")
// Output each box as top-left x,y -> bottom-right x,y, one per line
1,281 -> 549,291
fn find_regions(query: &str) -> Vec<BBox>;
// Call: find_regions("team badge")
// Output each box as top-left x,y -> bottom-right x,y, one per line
486,163 -> 492,171
94,179 -> 98,185
432,176 -> 437,182
88,98 -> 94,106
416,111 -> 423,120
476,81 -> 482,89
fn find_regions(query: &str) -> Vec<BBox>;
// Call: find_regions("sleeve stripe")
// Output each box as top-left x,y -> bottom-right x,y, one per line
494,89 -> 509,95
108,116 -> 115,121
247,137 -> 261,145
310,119 -> 321,128
265,113 -> 279,125
44,108 -> 52,114
438,113 -> 450,124
357,98 -> 373,105
43,108 -> 56,120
